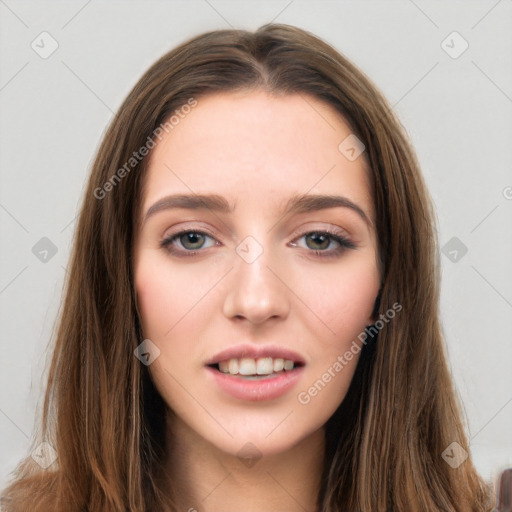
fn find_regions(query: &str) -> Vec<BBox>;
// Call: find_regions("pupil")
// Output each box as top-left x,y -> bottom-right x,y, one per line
181,232 -> 204,249
306,233 -> 329,250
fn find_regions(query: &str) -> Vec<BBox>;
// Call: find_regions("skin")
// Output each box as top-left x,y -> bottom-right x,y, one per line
133,90 -> 381,511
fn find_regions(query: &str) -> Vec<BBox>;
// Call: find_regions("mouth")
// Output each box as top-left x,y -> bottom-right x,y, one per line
204,345 -> 306,400
207,357 -> 304,380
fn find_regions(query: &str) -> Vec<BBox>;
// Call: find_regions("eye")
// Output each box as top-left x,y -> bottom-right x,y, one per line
290,230 -> 356,256
161,230 -> 218,255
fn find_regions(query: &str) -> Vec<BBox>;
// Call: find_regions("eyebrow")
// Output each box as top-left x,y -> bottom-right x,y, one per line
281,193 -> 371,227
143,193 -> 371,227
144,194 -> 232,224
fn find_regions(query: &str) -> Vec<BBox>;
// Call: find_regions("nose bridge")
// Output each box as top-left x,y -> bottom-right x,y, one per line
223,238 -> 290,324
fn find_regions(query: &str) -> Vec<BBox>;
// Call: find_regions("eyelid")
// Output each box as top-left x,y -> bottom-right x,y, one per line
288,224 -> 353,244
161,221 -> 224,240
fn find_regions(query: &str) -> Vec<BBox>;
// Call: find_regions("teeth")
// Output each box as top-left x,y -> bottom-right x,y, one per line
239,358 -> 257,375
273,358 -> 284,372
216,357 -> 296,376
284,359 -> 294,371
228,358 -> 239,374
256,357 -> 273,375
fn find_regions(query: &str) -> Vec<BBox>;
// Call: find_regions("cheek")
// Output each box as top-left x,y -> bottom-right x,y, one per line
135,260 -> 172,338
134,253 -> 224,342
134,254 -> 193,340
298,257 -> 380,346
294,263 -> 378,416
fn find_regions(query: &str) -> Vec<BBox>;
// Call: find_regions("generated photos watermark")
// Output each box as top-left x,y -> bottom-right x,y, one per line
94,97 -> 197,200
297,302 -> 402,405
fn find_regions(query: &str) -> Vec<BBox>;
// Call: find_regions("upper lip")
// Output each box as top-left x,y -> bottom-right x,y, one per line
206,344 -> 306,366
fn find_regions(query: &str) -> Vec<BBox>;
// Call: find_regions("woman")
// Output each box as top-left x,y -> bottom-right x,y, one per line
0,23 -> 494,511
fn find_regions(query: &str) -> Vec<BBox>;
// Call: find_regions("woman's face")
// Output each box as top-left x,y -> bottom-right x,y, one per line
133,90 -> 381,457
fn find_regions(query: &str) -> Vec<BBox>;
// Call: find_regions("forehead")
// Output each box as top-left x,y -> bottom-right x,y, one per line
142,90 -> 373,221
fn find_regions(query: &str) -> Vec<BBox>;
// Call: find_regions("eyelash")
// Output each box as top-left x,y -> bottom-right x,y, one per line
160,229 -> 356,258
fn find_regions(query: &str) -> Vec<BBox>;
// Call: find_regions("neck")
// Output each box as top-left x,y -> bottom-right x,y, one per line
164,412 -> 325,512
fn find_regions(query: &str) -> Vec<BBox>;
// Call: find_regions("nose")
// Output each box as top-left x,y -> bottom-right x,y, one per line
222,250 -> 291,325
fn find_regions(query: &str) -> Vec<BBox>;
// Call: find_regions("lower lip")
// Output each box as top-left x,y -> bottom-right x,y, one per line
205,366 -> 304,401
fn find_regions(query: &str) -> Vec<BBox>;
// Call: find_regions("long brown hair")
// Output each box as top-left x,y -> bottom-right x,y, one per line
1,24 -> 494,511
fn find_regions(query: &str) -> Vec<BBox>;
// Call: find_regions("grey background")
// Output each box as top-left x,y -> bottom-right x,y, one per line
1,0 -> 511,492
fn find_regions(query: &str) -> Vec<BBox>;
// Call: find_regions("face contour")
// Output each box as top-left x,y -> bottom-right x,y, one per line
133,90 -> 381,458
